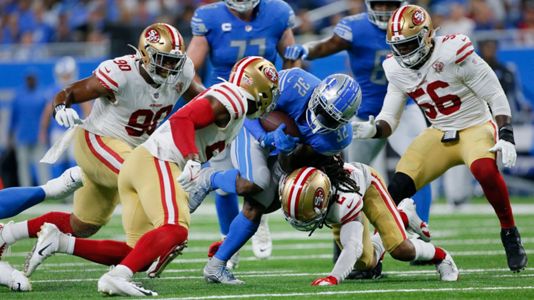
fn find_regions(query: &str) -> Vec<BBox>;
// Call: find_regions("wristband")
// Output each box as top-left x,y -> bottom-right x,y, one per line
498,124 -> 515,145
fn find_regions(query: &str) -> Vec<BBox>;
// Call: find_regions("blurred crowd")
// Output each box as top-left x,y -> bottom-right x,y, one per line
1,0 -> 534,46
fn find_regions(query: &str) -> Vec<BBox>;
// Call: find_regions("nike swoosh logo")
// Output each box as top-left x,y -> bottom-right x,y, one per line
38,243 -> 53,256
104,67 -> 111,73
259,248 -> 268,252
132,285 -> 154,296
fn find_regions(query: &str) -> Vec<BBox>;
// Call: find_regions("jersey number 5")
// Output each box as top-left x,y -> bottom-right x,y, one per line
408,80 -> 461,119
125,105 -> 173,137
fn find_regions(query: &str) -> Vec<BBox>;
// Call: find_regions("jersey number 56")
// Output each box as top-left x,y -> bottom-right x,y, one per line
408,80 -> 461,119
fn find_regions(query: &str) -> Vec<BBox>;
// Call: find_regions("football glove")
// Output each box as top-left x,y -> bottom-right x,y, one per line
311,276 -> 338,286
260,124 -> 299,154
177,160 -> 202,191
352,116 -> 377,139
54,104 -> 81,128
284,44 -> 308,60
489,139 -> 517,168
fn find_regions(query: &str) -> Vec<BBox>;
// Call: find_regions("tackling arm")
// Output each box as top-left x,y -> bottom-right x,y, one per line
304,35 -> 351,60
330,220 -> 364,283
278,28 -> 301,69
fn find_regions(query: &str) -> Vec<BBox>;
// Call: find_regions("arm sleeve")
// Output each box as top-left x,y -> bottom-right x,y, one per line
243,118 -> 266,141
330,221 -> 364,282
169,98 -> 215,158
376,82 -> 408,132
458,52 -> 512,117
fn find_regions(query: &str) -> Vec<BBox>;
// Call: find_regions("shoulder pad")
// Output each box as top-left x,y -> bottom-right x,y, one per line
438,34 -> 475,65
209,82 -> 247,119
94,56 -> 131,93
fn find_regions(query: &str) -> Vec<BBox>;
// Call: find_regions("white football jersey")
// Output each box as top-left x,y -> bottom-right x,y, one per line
379,34 -> 510,131
82,54 -> 194,147
325,162 -> 371,225
142,82 -> 247,169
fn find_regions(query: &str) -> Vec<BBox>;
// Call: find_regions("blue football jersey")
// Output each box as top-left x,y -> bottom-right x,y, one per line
191,0 -> 295,87
277,68 -> 352,156
333,13 -> 391,119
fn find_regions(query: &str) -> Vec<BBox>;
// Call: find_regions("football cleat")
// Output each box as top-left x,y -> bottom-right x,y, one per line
146,241 -> 187,278
0,223 -> 8,260
207,239 -> 239,269
345,261 -> 383,280
43,166 -> 84,199
24,223 -> 61,276
0,261 -> 31,292
251,215 -> 272,259
501,227 -> 528,272
398,198 -> 431,242
435,251 -> 459,281
311,275 -> 338,286
187,167 -> 216,213
204,260 -> 244,285
98,268 -> 157,296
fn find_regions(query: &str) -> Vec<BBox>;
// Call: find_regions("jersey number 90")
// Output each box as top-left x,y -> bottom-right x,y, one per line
125,106 -> 173,137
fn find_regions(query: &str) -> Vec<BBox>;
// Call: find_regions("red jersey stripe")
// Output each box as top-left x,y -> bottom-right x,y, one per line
97,69 -> 118,88
455,49 -> 474,64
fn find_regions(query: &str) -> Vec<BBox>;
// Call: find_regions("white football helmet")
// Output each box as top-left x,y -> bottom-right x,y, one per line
54,56 -> 78,87
279,167 -> 333,232
365,0 -> 407,30
224,0 -> 260,13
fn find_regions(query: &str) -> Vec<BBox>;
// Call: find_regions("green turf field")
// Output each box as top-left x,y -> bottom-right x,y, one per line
1,201 -> 533,299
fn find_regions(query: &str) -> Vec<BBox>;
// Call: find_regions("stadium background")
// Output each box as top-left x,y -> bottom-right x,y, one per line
0,0 -> 533,202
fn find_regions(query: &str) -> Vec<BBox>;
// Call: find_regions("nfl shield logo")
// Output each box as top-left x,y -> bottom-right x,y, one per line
432,61 -> 444,73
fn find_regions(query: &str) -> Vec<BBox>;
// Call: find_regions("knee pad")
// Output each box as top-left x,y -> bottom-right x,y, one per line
388,172 -> 416,205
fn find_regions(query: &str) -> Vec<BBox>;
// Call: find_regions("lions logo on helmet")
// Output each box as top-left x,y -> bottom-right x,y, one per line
229,56 -> 280,119
279,167 -> 333,232
365,0 -> 407,30
306,74 -> 362,134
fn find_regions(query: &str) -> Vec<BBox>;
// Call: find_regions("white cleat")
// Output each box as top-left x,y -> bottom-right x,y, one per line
203,262 -> 244,285
43,166 -> 84,199
398,198 -> 431,242
0,223 -> 8,260
0,262 -> 31,292
24,223 -> 61,277
436,251 -> 459,281
226,251 -> 240,270
98,269 -> 157,296
187,167 -> 216,213
252,215 -> 272,259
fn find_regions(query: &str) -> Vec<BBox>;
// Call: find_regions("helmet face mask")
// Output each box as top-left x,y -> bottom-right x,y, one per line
386,5 -> 434,68
306,74 -> 361,134
279,167 -> 333,233
138,23 -> 187,85
365,0 -> 406,30
224,0 -> 260,13
229,56 -> 279,119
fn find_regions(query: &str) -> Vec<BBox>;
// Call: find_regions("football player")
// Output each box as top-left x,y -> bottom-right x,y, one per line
187,0 -> 299,260
182,70 -> 363,284
284,0 -> 433,223
24,56 -> 280,296
0,23 -> 204,266
352,5 -> 527,272
279,162 -> 458,286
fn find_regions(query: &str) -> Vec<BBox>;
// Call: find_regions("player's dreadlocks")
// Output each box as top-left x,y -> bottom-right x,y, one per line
317,154 -> 360,195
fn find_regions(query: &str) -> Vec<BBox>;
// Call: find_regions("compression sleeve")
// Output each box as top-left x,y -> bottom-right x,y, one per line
459,52 -> 512,117
330,220 -> 364,282
376,82 -> 408,132
169,98 -> 215,158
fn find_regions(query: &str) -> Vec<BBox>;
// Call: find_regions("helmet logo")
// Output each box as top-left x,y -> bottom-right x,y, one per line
412,9 -> 425,26
313,187 -> 326,211
145,29 -> 160,43
263,66 -> 278,83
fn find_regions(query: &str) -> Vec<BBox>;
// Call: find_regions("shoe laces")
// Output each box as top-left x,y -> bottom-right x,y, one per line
219,266 -> 236,281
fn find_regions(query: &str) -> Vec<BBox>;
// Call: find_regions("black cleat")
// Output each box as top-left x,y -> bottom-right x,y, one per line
345,261 -> 383,280
501,227 -> 528,272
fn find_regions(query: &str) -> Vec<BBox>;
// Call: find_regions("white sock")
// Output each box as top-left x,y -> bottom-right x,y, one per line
2,221 -> 29,245
410,238 -> 436,261
111,264 -> 134,279
58,234 -> 75,254
371,233 -> 385,262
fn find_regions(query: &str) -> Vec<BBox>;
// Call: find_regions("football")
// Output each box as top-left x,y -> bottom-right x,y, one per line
259,110 -> 300,137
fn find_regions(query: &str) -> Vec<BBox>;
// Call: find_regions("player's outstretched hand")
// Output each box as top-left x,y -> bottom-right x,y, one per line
352,116 -> 377,139
284,45 -> 308,60
311,276 -> 338,286
177,160 -> 202,192
261,124 -> 299,154
489,139 -> 517,168
54,105 -> 81,128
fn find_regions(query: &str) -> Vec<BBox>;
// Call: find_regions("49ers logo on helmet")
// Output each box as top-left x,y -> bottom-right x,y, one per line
412,9 -> 425,25
263,66 -> 278,83
313,187 -> 326,211
145,29 -> 160,43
